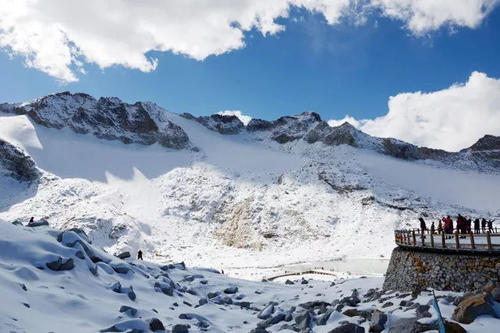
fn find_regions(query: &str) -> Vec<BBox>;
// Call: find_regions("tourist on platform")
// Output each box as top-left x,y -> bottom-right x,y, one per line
419,217 -> 427,234
481,218 -> 487,232
437,220 -> 443,234
474,218 -> 480,234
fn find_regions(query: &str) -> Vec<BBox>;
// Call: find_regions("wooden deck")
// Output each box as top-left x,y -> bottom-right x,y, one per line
395,228 -> 500,254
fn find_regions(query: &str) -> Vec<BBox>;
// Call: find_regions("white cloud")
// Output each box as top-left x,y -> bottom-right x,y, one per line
0,0 -> 497,82
327,115 -> 361,128
329,71 -> 500,152
217,110 -> 253,126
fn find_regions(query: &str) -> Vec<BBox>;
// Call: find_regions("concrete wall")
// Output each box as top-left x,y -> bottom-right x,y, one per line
383,247 -> 500,292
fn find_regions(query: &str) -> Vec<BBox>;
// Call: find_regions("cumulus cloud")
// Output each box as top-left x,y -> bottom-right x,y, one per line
329,71 -> 500,152
0,0 -> 497,82
217,110 -> 253,126
327,115 -> 361,128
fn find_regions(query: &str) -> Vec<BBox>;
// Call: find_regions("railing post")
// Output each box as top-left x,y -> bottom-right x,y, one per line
441,232 -> 446,248
421,230 -> 425,246
455,231 -> 460,249
469,231 -> 475,249
487,231 -> 492,251
412,230 -> 416,246
430,231 -> 434,248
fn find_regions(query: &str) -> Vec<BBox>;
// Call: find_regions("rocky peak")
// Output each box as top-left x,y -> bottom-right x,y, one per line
465,135 -> 500,152
1,92 -> 190,149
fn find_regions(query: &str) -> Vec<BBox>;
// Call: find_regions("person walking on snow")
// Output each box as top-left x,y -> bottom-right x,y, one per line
137,249 -> 143,260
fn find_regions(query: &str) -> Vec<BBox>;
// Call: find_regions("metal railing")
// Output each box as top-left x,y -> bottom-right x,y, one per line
394,227 -> 500,252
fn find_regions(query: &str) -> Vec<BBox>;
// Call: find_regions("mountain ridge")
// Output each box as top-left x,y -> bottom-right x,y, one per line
1,91 -> 499,173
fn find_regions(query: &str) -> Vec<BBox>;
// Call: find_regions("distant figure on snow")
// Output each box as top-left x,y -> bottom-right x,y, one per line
29,217 -> 34,224
474,218 -> 480,234
221,269 -> 224,275
137,250 -> 143,260
419,217 -> 427,234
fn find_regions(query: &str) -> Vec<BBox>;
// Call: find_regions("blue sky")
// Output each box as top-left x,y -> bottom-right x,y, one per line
0,5 -> 499,122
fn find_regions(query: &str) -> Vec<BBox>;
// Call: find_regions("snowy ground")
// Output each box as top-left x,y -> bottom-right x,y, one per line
1,222 -> 499,333
1,112 -> 500,281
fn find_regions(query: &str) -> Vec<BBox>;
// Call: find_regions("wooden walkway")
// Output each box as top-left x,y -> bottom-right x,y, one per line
395,228 -> 500,254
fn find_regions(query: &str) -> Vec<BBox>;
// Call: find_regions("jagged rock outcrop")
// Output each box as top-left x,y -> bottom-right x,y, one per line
181,113 -> 244,134
0,139 -> 39,182
0,92 -> 190,149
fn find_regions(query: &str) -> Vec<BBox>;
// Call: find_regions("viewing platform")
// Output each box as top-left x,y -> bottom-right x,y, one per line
394,228 -> 500,254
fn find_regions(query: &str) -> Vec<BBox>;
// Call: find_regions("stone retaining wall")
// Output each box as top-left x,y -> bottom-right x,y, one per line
383,246 -> 500,292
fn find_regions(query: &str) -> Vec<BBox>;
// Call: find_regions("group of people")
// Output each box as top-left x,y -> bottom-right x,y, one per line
419,215 -> 495,235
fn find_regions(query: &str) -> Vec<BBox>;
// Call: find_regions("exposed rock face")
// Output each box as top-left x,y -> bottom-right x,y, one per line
383,247 -> 500,292
461,134 -> 500,168
452,292 -> 498,324
183,113 -> 244,134
0,92 -> 190,149
0,139 -> 39,182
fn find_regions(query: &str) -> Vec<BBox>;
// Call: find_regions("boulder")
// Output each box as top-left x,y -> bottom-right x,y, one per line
257,303 -> 275,320
285,279 -> 295,285
415,304 -> 431,319
224,286 -> 238,294
369,310 -> 387,332
328,322 -> 365,333
452,292 -> 497,324
342,309 -> 371,320
116,251 -> 131,259
294,310 -> 312,331
27,219 -> 49,227
119,305 -> 137,316
46,257 -> 74,271
171,324 -> 189,333
257,312 -> 286,328
149,318 -> 165,331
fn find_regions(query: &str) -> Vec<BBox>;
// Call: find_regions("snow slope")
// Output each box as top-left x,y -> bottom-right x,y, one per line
1,222 -> 499,333
1,93 -> 500,281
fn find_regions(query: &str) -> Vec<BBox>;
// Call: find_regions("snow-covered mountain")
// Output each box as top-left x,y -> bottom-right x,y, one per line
1,92 -> 499,280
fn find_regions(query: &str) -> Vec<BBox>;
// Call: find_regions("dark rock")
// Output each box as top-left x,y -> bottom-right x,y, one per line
444,321 -> 466,333
257,312 -> 286,328
46,257 -> 74,271
119,305 -> 137,316
299,301 -> 331,310
127,286 -> 136,301
171,324 -> 189,333
285,279 -> 295,285
116,251 -> 131,259
328,322 -> 365,333
224,286 -> 238,294
196,114 -> 244,134
342,309 -> 371,320
249,328 -> 269,333
381,302 -> 393,308
246,119 -> 275,132
112,263 -> 132,274
294,310 -> 312,331
317,308 -> 335,326
149,318 -> 165,331
301,278 -> 309,285
111,282 -> 122,293
369,310 -> 387,332
198,298 -> 208,306
27,219 -> 49,227
0,139 -> 40,182
415,304 -> 431,319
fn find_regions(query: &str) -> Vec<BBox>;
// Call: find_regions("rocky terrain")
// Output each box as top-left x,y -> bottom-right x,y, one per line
1,221 -> 499,333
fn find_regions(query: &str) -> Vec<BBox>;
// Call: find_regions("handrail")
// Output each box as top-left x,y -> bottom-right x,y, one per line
394,227 -> 500,253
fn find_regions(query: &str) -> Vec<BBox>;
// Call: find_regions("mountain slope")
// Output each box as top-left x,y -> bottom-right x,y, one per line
1,92 -> 499,280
